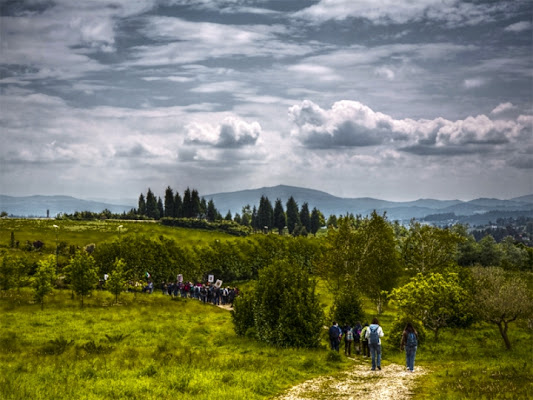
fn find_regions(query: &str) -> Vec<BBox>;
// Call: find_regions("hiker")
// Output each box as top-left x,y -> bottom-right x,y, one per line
360,322 -> 370,357
328,322 -> 342,352
365,317 -> 384,371
353,321 -> 362,355
344,324 -> 354,356
400,322 -> 419,372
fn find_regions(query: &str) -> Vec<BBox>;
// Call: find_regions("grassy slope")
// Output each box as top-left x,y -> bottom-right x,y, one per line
0,289 -> 349,400
1,219 -> 532,399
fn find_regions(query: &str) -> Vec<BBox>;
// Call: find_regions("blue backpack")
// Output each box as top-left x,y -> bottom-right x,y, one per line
406,332 -> 417,347
369,325 -> 379,344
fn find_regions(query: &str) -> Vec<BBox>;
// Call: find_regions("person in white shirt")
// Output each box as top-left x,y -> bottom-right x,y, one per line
365,317 -> 384,370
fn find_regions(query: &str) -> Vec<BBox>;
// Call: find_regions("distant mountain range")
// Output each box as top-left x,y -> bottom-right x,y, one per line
204,185 -> 533,224
2,186 -> 533,225
0,195 -> 134,218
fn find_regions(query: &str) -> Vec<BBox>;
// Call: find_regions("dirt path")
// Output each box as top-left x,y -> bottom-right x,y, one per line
273,359 -> 427,400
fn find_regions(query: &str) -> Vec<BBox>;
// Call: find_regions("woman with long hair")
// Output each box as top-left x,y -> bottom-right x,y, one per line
400,322 -> 418,372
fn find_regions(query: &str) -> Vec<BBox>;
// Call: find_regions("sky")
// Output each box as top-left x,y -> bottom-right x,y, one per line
1,0 -> 532,203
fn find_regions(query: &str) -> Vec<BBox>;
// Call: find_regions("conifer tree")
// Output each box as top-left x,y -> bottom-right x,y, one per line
191,189 -> 201,218
174,192 -> 183,218
207,199 -> 218,222
273,198 -> 286,235
310,207 -> 323,235
182,188 -> 192,218
257,196 -> 273,231
157,197 -> 164,220
300,202 -> 311,233
138,193 -> 146,216
164,186 -> 175,217
286,196 -> 300,235
145,188 -> 159,219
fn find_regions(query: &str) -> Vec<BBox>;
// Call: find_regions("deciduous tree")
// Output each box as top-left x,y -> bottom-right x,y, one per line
471,266 -> 532,350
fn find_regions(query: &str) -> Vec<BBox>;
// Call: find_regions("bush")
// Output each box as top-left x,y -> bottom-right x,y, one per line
232,259 -> 324,348
329,286 -> 365,327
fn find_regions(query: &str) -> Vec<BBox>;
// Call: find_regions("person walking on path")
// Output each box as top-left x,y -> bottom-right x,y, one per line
353,321 -> 362,355
344,324 -> 354,356
400,322 -> 419,372
360,322 -> 370,358
329,322 -> 342,352
365,317 -> 384,371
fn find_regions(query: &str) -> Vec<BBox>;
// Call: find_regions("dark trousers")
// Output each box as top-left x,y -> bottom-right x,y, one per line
362,340 -> 369,357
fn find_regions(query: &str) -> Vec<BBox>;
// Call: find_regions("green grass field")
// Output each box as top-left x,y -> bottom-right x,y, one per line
0,219 -> 234,253
0,289 -> 349,400
1,219 -> 532,399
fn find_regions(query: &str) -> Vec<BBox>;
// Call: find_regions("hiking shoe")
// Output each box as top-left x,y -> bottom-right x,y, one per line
377,366 -> 381,370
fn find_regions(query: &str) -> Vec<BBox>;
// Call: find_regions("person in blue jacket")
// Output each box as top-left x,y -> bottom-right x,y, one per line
365,317 -> 384,370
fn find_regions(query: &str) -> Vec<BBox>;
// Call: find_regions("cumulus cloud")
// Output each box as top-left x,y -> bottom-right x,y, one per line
185,117 -> 261,148
504,21 -> 533,32
288,100 -> 533,157
491,102 -> 516,114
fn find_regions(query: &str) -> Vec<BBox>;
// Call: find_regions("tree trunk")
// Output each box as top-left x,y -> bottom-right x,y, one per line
497,321 -> 512,350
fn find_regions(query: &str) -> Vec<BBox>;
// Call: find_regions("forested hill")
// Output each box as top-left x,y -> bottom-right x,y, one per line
2,185 -> 533,222
205,185 -> 533,222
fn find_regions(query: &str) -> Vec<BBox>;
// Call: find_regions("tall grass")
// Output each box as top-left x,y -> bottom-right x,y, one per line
0,289 -> 348,400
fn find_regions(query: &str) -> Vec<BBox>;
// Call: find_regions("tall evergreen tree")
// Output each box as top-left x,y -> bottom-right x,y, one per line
138,193 -> 146,216
300,202 -> 311,233
273,198 -> 286,235
182,187 -> 192,218
164,186 -> 175,217
310,207 -> 323,235
200,198 -> 207,219
286,196 -> 300,235
206,199 -> 218,222
174,192 -> 183,218
257,196 -> 274,231
225,210 -> 233,221
145,188 -> 159,219
191,189 -> 201,218
157,197 -> 164,220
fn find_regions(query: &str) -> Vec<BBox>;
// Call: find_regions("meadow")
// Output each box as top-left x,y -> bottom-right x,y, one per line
0,219 -> 532,399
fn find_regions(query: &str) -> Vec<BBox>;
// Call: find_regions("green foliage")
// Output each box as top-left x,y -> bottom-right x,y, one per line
41,336 -> 74,355
233,260 -> 324,348
402,221 -> 463,274
471,266 -> 533,349
232,287 -> 257,336
320,212 -> 400,313
329,286 -> 365,327
33,255 -> 56,309
107,258 -> 127,304
67,250 -> 98,307
387,316 -> 427,352
389,272 -> 472,339
161,217 -> 251,236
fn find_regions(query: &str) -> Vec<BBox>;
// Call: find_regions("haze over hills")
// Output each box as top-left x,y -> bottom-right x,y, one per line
1,185 -> 533,224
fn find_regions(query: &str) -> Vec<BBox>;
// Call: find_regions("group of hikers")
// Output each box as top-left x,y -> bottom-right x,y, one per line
137,280 -> 239,306
329,318 -> 419,372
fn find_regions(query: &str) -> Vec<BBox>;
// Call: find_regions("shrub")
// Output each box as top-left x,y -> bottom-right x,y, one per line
329,286 -> 365,327
232,259 -> 324,348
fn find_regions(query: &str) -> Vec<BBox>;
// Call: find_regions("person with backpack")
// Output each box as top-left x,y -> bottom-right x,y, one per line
400,322 -> 419,372
353,321 -> 362,355
360,322 -> 370,358
328,322 -> 342,352
365,317 -> 384,371
344,324 -> 354,356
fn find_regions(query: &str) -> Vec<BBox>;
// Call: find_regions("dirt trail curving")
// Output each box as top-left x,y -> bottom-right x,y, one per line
273,360 -> 427,400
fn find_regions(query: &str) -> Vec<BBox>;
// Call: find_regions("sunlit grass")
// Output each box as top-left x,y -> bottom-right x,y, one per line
0,289 -> 348,400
